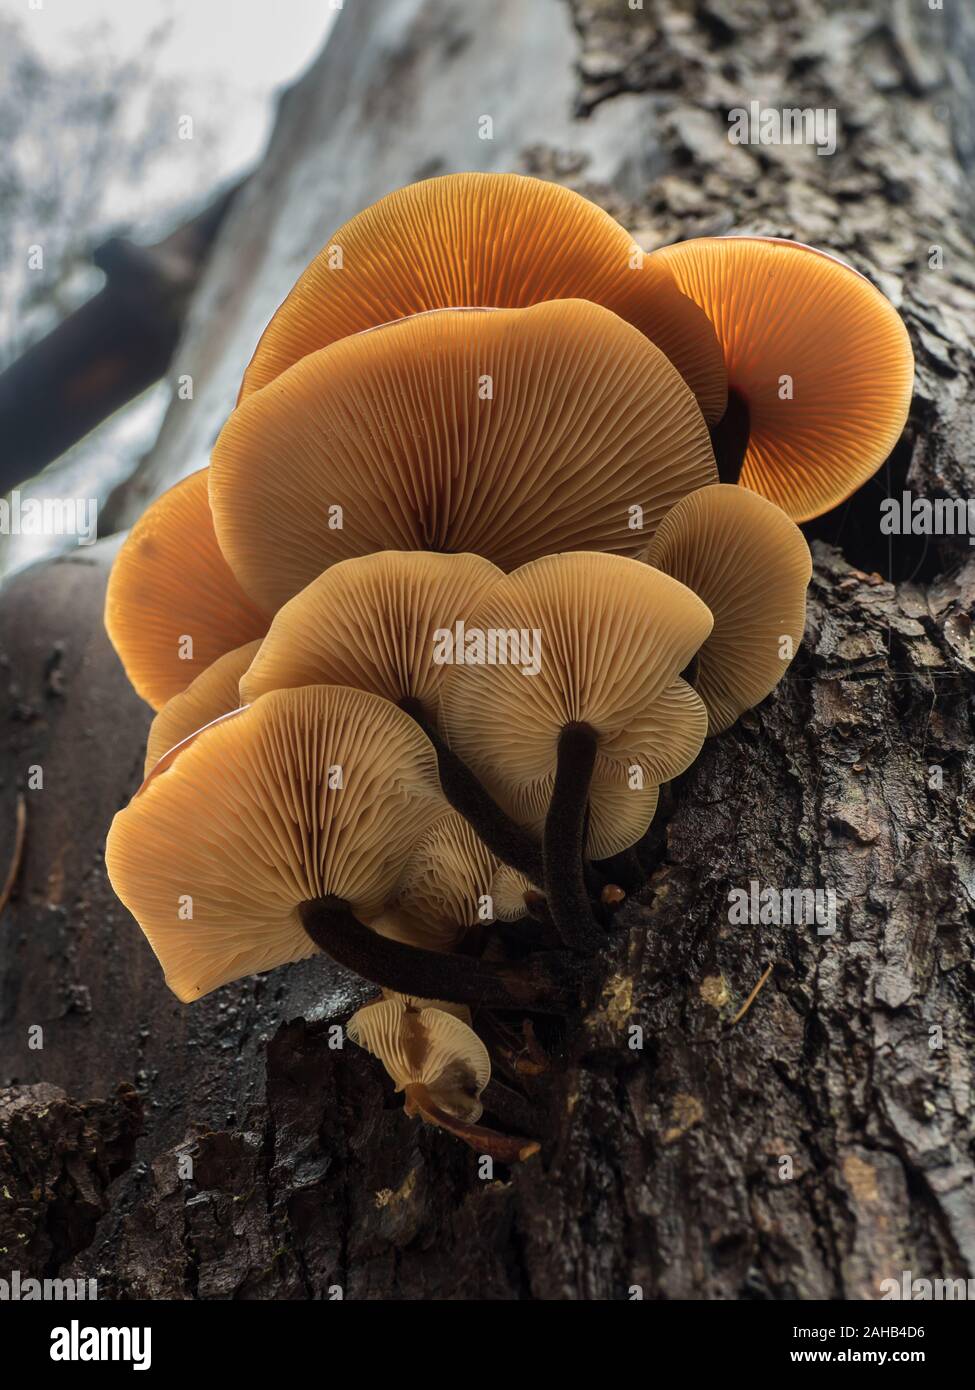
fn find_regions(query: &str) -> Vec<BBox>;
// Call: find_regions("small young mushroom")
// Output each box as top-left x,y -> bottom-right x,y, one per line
238,170 -> 726,423
490,863 -> 540,922
347,994 -> 539,1162
143,638 -> 262,774
650,236 -> 914,520
645,484 -> 812,735
105,469 -> 268,709
211,299 -> 718,612
379,990 -> 473,1020
109,684 -> 575,1011
440,552 -> 713,950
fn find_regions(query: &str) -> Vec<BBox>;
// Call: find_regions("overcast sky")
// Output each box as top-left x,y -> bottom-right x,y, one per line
1,0 -> 338,199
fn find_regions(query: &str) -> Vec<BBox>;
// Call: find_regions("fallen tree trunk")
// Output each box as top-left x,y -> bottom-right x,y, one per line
1,0 -> 973,1299
0,182 -> 243,494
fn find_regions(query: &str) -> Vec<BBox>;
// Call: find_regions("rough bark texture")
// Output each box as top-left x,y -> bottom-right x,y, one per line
1,0 -> 973,1300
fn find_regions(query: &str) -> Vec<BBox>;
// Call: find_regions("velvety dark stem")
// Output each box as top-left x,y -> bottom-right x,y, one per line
299,896 -> 575,1012
543,723 -> 604,952
709,387 -> 750,485
398,697 -> 545,886
578,804 -> 606,902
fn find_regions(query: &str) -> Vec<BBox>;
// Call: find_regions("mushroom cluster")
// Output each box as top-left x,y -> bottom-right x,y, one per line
105,173 -> 913,1158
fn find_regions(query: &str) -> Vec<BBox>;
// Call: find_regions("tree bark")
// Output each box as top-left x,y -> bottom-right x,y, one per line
2,0 -> 974,1300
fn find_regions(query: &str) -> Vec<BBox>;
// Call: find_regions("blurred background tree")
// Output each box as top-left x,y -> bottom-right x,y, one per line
0,0 -> 335,576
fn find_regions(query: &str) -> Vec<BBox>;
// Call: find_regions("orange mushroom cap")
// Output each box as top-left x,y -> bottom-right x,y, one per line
106,685 -> 444,1002
143,639 -> 261,776
651,236 -> 914,521
212,299 -> 717,613
239,171 -> 727,422
646,484 -> 812,735
439,552 -> 712,858
240,551 -> 503,728
650,483 -> 812,733
105,469 -> 268,710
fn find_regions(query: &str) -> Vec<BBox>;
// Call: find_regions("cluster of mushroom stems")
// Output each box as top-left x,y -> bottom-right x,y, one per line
104,173 -> 913,1158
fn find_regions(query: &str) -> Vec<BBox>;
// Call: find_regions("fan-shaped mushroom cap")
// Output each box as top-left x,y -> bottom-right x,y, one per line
347,995 -> 490,1122
144,639 -> 261,775
106,685 -> 444,1002
397,811 -> 498,931
239,171 -> 726,422
490,864 -> 540,922
651,236 -> 914,521
105,469 -> 268,709
240,552 -> 502,727
440,552 -> 712,858
646,484 -> 812,735
380,991 -> 472,1023
211,299 -> 718,613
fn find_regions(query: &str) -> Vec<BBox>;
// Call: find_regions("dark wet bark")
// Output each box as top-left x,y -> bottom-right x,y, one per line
0,1083 -> 141,1280
1,0 -> 973,1300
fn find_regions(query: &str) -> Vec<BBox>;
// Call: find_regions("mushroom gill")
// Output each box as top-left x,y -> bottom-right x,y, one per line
238,170 -> 726,423
347,995 -> 490,1123
440,552 -> 712,861
240,551 -> 503,728
347,994 -> 539,1161
490,863 -> 541,923
241,551 -> 545,885
211,299 -> 718,613
105,469 -> 268,710
440,552 -> 712,949
106,685 -> 444,1002
144,638 -> 262,775
651,235 -> 914,520
393,809 -> 498,942
646,483 -> 812,735
366,905 -> 461,955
